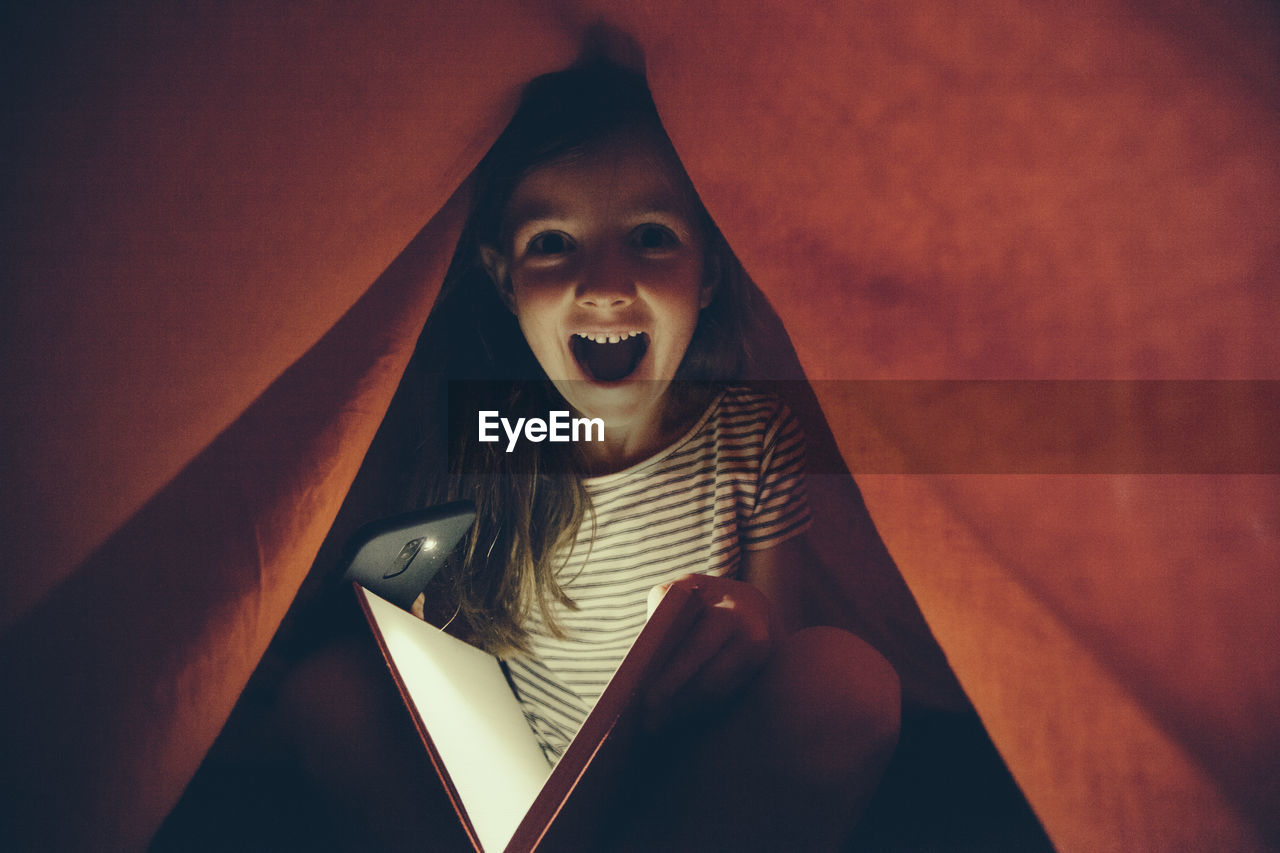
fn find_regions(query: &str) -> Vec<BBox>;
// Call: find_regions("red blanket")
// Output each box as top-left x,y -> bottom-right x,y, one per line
2,2 -> 1276,849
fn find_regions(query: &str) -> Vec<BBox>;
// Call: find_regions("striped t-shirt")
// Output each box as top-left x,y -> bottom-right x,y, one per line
504,386 -> 810,762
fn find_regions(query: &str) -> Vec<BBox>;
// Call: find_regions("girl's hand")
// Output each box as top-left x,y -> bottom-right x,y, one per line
642,574 -> 779,732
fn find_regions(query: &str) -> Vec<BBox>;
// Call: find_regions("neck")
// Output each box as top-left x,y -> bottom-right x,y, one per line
577,387 -> 711,476
579,411 -> 667,476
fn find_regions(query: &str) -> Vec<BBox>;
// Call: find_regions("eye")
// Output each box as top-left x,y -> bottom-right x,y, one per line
526,231 -> 574,256
632,224 -> 679,251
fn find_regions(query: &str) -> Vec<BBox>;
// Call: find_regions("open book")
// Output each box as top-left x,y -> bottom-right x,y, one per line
354,582 -> 701,852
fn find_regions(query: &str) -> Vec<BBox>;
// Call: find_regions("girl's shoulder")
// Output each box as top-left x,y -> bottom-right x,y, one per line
663,383 -> 801,465
682,384 -> 795,451
717,383 -> 785,412
713,384 -> 799,435
584,385 -> 799,487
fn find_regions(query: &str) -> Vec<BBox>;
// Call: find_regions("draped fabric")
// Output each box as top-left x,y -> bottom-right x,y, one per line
2,2 -> 1276,850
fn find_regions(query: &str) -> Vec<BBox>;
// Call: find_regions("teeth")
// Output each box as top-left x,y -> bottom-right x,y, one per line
576,331 -> 644,343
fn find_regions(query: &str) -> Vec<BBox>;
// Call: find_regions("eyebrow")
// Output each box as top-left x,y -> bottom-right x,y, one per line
503,198 -> 560,232
628,192 -> 694,219
503,190 -> 695,239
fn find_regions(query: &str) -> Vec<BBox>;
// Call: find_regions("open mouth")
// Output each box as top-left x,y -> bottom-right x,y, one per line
570,332 -> 650,382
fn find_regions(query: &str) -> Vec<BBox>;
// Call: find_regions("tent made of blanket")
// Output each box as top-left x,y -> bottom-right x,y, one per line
2,2 -> 1277,850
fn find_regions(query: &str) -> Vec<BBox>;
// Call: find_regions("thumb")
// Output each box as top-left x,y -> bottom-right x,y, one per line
646,582 -> 671,619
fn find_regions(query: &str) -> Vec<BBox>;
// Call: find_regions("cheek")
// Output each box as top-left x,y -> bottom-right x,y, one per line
512,282 -> 562,328
510,297 -> 562,363
654,266 -> 708,330
643,253 -> 703,294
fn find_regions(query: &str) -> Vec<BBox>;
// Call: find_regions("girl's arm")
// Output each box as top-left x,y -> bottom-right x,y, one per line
738,530 -> 817,636
641,394 -> 815,730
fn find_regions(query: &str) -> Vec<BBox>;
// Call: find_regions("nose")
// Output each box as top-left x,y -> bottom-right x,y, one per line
575,248 -> 635,309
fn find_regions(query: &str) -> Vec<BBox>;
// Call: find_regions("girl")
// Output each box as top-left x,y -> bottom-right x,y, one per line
416,60 -> 902,850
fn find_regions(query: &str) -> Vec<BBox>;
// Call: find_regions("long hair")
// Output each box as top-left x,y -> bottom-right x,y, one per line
426,60 -> 754,655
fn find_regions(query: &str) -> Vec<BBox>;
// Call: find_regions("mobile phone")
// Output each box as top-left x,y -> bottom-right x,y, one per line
340,500 -> 476,612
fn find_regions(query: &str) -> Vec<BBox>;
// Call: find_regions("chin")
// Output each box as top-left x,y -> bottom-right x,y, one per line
555,378 -> 670,427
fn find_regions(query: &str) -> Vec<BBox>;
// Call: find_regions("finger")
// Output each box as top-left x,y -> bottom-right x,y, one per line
646,604 -> 734,710
646,581 -> 670,619
647,573 -> 702,617
662,590 -> 773,722
673,628 -> 772,713
643,604 -> 736,730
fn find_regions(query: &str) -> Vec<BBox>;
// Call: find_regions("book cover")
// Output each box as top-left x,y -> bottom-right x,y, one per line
355,582 -> 702,852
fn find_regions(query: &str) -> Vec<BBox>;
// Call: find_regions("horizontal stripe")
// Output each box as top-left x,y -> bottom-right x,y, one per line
506,387 -> 811,759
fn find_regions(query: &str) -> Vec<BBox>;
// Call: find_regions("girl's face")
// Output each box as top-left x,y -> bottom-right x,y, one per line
485,129 -> 713,429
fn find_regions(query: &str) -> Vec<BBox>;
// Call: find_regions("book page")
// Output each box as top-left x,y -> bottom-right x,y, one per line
361,589 -> 551,852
